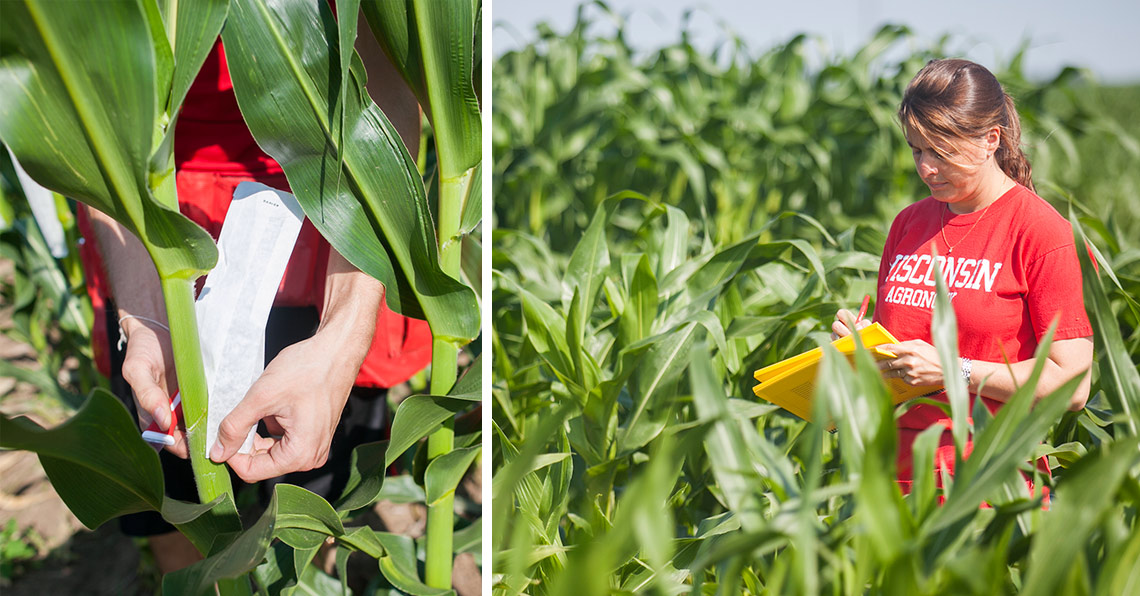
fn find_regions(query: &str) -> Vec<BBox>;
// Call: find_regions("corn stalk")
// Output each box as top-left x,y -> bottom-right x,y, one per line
358,0 -> 483,588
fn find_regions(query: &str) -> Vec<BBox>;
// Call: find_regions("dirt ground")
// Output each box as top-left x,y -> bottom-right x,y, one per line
0,258 -> 482,595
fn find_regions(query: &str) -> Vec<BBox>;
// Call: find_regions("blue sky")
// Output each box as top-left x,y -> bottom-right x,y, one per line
491,0 -> 1140,84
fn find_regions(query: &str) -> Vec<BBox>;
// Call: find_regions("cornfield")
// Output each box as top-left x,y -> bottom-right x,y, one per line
491,6 -> 1140,595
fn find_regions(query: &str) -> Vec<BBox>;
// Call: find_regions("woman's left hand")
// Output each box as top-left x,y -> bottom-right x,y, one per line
877,340 -> 945,386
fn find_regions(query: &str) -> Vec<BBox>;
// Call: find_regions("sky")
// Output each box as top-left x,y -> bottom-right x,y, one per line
491,0 -> 1140,84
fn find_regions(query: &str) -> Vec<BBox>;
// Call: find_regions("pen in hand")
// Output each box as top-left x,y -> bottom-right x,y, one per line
856,294 -> 870,324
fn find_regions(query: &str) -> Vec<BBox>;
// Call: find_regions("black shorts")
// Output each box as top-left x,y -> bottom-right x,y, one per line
105,305 -> 387,537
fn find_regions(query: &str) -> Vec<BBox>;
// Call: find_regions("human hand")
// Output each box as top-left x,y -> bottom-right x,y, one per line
831,308 -> 871,340
120,319 -> 187,458
208,331 -> 359,483
877,339 -> 944,386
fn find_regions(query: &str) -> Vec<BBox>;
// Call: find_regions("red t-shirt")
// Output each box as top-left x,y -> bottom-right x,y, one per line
78,41 -> 431,389
874,183 -> 1092,484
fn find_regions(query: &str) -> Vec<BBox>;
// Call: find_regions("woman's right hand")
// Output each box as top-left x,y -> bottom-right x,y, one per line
831,308 -> 871,340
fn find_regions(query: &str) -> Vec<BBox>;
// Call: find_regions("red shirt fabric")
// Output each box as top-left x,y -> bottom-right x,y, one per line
874,183 -> 1092,488
78,41 -> 431,388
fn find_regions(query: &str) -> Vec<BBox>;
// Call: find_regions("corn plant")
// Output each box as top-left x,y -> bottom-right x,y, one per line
0,0 -> 480,593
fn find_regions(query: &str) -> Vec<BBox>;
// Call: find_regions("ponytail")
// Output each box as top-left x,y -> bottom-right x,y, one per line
996,94 -> 1034,192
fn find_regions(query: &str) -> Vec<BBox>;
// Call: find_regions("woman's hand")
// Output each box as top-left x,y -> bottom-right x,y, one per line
209,330 -> 359,482
831,308 -> 871,340
120,319 -> 188,458
877,339 -> 944,386
209,248 -> 381,483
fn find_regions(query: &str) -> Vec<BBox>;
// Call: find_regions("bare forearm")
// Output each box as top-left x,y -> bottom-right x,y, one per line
86,206 -> 167,337
316,249 -> 383,377
969,342 -> 1093,410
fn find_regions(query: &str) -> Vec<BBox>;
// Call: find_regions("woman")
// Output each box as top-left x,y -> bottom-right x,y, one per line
832,59 -> 1093,493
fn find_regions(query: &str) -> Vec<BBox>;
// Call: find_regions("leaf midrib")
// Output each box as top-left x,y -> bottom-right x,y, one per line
26,1 -> 144,231
249,0 -> 444,329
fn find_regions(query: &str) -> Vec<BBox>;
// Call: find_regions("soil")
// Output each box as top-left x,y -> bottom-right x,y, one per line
0,257 -> 483,595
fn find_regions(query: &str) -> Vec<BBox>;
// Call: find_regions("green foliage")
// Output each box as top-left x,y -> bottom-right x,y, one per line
222,0 -> 478,341
0,0 -> 219,281
493,192 -> 1139,594
492,9 -> 1140,593
0,189 -> 101,411
492,6 -> 1140,256
0,520 -> 43,581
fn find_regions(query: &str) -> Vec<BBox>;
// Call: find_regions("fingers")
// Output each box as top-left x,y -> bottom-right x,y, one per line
224,435 -> 330,483
831,309 -> 856,339
210,397 -> 265,464
165,433 -> 190,459
122,359 -> 173,430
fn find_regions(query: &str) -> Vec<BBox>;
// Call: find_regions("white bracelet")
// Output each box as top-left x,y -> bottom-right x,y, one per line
960,357 -> 973,385
117,315 -> 170,351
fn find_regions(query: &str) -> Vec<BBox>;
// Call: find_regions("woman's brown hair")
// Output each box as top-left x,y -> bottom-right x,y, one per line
898,59 -> 1034,191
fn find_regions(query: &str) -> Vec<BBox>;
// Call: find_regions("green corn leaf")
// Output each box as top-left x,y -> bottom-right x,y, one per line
517,284 -> 576,389
617,322 -> 700,454
449,354 -> 482,399
165,0 -> 230,118
1101,513 -> 1140,596
0,0 -> 217,279
338,525 -> 387,558
165,483 -> 358,595
617,253 -> 659,349
139,2 -> 174,128
424,445 -> 481,506
908,425 -> 946,523
851,334 -> 913,564
1072,214 -> 1140,435
147,0 -> 230,198
252,541 -> 303,596
289,546 -> 323,594
658,205 -> 690,277
926,368 -> 1078,536
0,356 -> 82,411
1021,437 -> 1140,596
275,485 -> 346,551
690,346 -> 766,533
375,532 -> 455,596
164,490 -> 277,595
333,440 -> 389,514
386,367 -> 480,469
361,0 -> 481,179
459,163 -> 482,236
930,254 -> 969,454
454,518 -> 481,554
0,389 -> 163,528
162,495 -> 243,556
386,395 -> 471,468
563,204 -> 611,340
222,0 -> 478,342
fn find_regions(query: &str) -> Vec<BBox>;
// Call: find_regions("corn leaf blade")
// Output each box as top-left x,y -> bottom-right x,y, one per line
0,389 -> 164,528
0,0 -> 217,279
222,0 -> 478,342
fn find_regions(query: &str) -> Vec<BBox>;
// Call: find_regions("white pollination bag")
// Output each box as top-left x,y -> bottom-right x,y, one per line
198,181 -> 305,456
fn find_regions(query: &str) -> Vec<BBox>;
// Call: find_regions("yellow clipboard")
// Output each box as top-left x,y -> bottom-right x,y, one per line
751,323 -> 942,421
